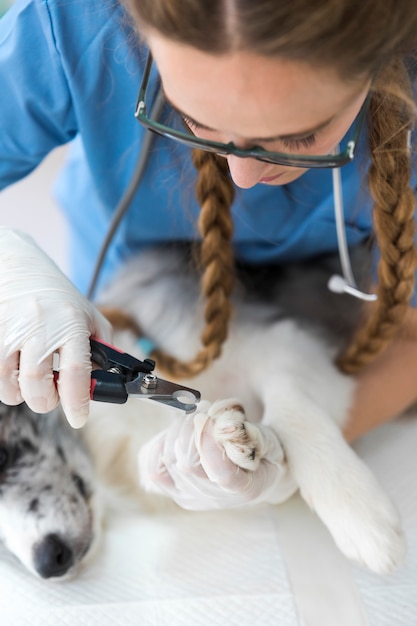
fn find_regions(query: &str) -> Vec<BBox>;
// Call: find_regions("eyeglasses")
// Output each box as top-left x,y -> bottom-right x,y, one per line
135,52 -> 370,169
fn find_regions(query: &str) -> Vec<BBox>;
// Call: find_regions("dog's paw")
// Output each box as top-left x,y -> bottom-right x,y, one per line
336,499 -> 405,575
310,480 -> 406,574
208,399 -> 280,471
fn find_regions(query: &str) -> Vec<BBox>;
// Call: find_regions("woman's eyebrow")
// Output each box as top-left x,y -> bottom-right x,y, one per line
249,117 -> 334,143
164,92 -> 334,143
165,95 -> 213,131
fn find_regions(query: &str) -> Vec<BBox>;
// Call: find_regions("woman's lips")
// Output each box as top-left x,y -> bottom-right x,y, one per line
259,172 -> 285,183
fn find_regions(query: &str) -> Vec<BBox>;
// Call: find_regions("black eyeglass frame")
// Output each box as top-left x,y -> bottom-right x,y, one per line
135,52 -> 370,169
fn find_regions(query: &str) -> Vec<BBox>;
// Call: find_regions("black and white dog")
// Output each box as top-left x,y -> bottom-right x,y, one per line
0,402 -> 101,579
0,244 -> 406,579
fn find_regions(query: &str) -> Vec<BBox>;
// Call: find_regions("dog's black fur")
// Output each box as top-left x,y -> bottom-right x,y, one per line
0,402 -> 100,579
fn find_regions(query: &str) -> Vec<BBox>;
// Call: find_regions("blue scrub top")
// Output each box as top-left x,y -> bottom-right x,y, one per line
0,0 -> 415,295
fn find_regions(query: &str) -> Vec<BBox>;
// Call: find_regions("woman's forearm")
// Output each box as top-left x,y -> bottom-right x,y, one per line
343,309 -> 417,442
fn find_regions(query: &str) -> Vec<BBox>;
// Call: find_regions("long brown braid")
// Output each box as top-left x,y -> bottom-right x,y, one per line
151,151 -> 235,378
337,59 -> 417,373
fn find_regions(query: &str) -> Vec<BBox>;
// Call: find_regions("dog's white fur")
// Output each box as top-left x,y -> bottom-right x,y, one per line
83,245 -> 405,575
0,245 -> 405,578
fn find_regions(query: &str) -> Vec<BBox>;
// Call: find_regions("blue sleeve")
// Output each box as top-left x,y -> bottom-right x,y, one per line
0,0 -> 76,188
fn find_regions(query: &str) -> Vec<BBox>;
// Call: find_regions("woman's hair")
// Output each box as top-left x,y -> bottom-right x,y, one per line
126,0 -> 417,378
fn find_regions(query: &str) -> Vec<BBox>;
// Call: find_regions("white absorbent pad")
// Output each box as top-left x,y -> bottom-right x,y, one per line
1,413 -> 417,626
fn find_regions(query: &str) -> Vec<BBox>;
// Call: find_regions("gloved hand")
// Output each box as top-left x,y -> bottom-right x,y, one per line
0,227 -> 112,428
139,400 -> 297,510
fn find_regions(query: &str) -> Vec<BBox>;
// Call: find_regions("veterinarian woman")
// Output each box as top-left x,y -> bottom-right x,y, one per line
1,0 -> 417,503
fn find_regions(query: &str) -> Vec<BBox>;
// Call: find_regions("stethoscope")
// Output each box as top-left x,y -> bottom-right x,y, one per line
87,86 -> 166,300
87,87 -> 378,304
328,164 -> 377,302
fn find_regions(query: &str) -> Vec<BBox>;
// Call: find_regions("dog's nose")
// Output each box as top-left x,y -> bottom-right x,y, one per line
33,533 -> 74,578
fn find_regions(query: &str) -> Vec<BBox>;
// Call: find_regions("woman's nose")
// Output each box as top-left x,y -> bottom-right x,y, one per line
225,154 -> 269,189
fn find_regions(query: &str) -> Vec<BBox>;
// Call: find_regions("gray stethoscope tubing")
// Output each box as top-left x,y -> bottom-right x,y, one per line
86,85 -> 165,301
327,152 -> 378,302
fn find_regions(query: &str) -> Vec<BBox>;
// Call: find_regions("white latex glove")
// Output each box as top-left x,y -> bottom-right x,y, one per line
0,227 -> 112,428
139,401 -> 297,510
